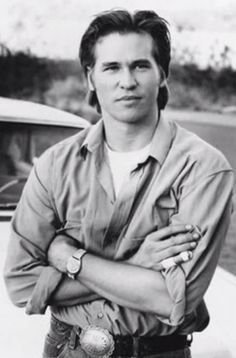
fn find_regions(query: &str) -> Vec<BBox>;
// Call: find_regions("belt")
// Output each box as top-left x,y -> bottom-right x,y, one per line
113,334 -> 189,356
51,316 -> 190,357
71,328 -> 189,357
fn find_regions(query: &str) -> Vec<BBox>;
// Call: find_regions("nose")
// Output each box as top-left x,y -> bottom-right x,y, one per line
119,68 -> 137,89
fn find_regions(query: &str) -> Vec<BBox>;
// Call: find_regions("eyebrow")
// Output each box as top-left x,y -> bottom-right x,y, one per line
132,59 -> 151,66
101,61 -> 119,67
101,59 -> 152,67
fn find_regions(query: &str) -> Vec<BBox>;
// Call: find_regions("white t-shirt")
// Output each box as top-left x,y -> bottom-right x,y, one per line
105,142 -> 151,197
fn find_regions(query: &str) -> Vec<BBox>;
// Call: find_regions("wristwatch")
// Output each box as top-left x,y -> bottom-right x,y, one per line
66,249 -> 87,279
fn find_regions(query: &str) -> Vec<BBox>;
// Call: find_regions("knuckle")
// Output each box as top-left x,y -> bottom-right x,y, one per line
179,233 -> 190,243
175,234 -> 183,244
181,236 -> 189,244
183,235 -> 190,244
182,243 -> 190,250
146,232 -> 153,240
156,229 -> 166,239
184,243 -> 193,251
148,232 -> 158,242
185,233 -> 192,241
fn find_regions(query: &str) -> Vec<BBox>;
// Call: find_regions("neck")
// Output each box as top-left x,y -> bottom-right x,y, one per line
103,111 -> 159,152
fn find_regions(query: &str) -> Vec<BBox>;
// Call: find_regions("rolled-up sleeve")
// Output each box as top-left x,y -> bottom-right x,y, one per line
160,169 -> 234,326
4,148 -> 63,314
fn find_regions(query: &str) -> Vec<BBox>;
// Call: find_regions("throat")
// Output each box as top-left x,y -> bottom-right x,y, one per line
104,121 -> 157,152
103,110 -> 159,151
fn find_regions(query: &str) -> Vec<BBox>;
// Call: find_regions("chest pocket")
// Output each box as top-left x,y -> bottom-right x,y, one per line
115,188 -> 178,259
155,187 -> 178,227
130,187 -> 178,237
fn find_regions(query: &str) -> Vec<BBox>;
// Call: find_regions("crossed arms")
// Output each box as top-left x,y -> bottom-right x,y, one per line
47,224 -> 199,319
4,155 -> 234,326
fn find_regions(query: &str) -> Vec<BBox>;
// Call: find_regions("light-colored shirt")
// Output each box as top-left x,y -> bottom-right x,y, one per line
105,142 -> 151,197
4,115 -> 234,336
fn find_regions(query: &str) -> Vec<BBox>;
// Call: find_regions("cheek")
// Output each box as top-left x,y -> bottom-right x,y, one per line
141,71 -> 161,92
95,83 -> 111,104
145,79 -> 160,99
94,77 -> 118,106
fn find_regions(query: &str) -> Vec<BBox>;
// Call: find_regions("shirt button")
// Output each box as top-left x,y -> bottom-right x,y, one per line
97,312 -> 104,319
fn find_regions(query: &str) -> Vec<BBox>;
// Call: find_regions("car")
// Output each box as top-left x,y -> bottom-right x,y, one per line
0,97 -> 90,220
0,97 -> 90,358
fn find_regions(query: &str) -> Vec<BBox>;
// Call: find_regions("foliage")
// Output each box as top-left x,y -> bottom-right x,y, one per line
169,63 -> 236,111
0,45 -> 51,101
1,43 -> 236,118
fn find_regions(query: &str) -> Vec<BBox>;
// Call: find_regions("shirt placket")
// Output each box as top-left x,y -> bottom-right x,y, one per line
102,167 -> 144,256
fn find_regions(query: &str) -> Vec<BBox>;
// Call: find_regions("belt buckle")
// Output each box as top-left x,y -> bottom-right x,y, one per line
79,325 -> 114,358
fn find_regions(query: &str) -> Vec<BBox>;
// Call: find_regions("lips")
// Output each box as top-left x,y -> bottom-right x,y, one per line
116,95 -> 142,101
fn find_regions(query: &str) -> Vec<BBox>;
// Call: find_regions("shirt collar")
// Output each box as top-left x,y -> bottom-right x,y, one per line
149,114 -> 175,165
80,119 -> 104,154
80,115 -> 175,165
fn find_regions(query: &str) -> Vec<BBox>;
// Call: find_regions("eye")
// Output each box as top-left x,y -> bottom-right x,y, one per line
103,65 -> 119,72
133,62 -> 151,71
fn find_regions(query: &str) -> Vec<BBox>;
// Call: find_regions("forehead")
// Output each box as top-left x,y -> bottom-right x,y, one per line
93,32 -> 155,64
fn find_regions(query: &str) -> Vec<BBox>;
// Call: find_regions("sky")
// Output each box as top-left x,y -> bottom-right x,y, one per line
1,0 -> 236,67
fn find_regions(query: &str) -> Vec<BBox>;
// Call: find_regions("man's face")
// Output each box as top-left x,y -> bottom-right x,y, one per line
88,32 -> 163,124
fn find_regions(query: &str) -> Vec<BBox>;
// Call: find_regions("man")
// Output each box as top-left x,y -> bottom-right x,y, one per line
4,9 -> 234,358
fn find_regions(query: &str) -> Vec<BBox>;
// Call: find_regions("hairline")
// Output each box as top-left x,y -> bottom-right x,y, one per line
88,29 -> 161,72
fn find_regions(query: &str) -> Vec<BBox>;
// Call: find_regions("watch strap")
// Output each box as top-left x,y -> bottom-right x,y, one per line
67,249 -> 87,279
72,248 -> 87,261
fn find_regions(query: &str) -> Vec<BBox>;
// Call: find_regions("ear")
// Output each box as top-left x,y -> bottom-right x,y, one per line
159,67 -> 167,88
160,78 -> 167,88
87,67 -> 95,91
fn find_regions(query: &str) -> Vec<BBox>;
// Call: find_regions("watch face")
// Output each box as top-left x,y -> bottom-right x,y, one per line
67,257 -> 80,274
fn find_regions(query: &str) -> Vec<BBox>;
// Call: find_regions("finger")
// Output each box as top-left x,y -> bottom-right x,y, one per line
148,224 -> 194,242
175,232 -> 201,243
161,251 -> 193,270
156,240 -> 198,261
157,232 -> 200,251
194,226 -> 202,239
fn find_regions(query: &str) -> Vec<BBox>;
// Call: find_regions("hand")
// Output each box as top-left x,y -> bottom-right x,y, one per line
128,224 -> 201,271
47,235 -> 79,273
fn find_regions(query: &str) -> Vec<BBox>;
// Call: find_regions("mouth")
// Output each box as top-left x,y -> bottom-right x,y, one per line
116,95 -> 142,102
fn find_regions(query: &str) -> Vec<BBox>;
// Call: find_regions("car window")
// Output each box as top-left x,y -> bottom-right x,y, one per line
0,123 -> 81,207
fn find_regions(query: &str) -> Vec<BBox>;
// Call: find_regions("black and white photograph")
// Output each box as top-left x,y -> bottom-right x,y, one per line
0,1 -> 236,357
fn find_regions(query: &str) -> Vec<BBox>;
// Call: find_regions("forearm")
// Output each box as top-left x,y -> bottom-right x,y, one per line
49,275 -> 101,307
78,253 -> 172,317
47,228 -> 194,316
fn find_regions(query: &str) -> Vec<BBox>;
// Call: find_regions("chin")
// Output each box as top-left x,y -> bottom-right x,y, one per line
113,107 -> 146,123
116,114 -> 143,124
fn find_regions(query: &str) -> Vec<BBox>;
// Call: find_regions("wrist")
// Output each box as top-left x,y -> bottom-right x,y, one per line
66,249 -> 87,280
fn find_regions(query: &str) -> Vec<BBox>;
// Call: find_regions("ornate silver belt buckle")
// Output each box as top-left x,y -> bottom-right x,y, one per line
79,325 -> 115,358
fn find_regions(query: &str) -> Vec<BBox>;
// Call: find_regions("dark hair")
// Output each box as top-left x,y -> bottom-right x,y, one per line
79,9 -> 171,112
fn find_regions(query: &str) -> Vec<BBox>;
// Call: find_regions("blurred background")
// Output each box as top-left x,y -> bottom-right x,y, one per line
1,0 -> 236,274
1,1 -> 236,357
1,0 -> 236,120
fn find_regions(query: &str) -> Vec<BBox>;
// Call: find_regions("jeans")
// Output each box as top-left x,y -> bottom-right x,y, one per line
42,315 -> 192,358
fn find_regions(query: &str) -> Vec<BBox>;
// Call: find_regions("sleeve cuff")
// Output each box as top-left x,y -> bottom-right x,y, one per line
159,265 -> 186,326
25,266 -> 63,315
